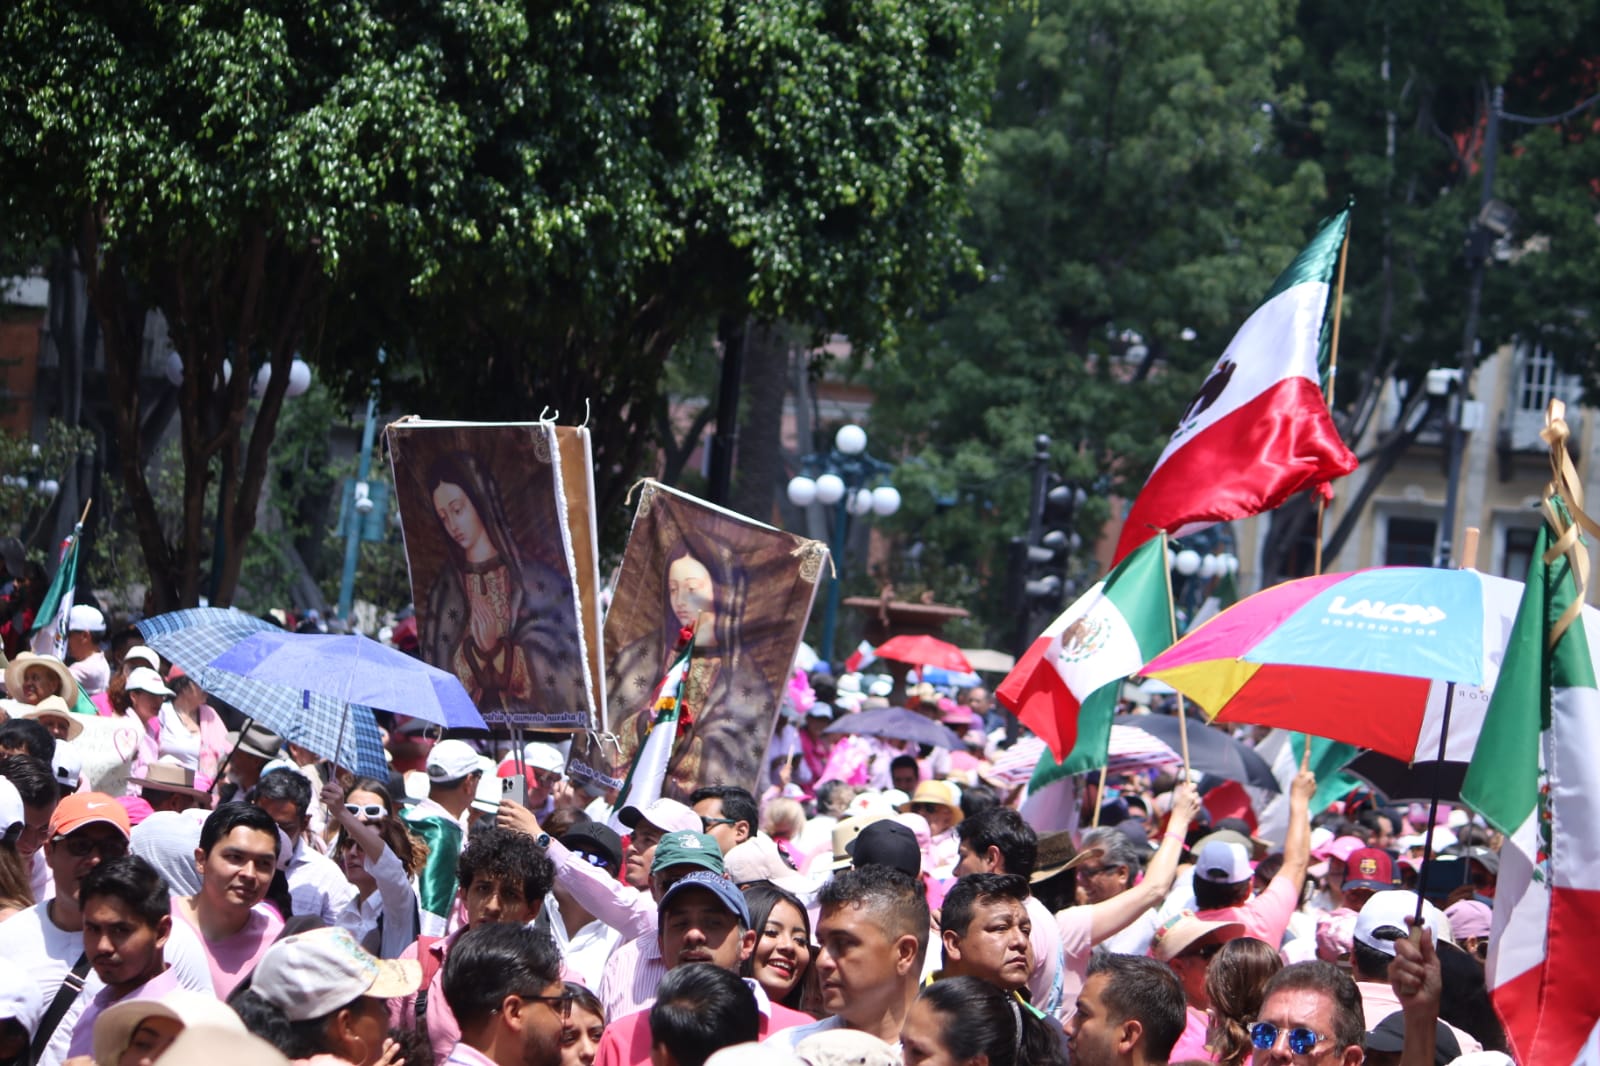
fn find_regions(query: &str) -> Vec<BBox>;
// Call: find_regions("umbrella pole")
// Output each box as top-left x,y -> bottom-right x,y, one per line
331,693 -> 352,778
1415,680 -> 1457,925
210,716 -> 251,799
1091,764 -> 1108,827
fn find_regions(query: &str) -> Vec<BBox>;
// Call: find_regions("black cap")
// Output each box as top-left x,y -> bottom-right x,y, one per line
847,820 -> 921,878
561,823 -> 624,876
1363,1012 -> 1460,1063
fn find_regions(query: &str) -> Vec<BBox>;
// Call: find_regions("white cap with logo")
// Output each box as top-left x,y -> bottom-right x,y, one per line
251,928 -> 421,1021
426,739 -> 483,783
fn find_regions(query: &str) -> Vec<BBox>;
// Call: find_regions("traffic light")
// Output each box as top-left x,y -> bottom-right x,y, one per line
1023,477 -> 1085,614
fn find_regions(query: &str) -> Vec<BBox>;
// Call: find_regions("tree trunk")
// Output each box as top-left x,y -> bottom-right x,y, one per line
729,323 -> 790,523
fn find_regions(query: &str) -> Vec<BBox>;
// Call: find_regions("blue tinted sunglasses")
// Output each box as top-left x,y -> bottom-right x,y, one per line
1250,1022 -> 1330,1056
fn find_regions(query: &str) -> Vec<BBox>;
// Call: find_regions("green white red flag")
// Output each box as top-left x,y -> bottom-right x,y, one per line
997,536 -> 1170,770
1461,518 -> 1600,1064
607,634 -> 694,833
27,524 -> 80,658
1113,209 -> 1357,564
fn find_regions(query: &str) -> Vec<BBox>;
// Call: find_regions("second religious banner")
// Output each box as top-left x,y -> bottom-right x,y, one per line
570,480 -> 827,799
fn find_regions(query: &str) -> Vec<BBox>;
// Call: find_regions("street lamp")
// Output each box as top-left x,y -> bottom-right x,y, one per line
1167,527 -> 1238,634
787,423 -> 900,664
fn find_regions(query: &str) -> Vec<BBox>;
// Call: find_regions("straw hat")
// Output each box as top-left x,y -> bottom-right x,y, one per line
23,695 -> 83,739
3,653 -> 79,707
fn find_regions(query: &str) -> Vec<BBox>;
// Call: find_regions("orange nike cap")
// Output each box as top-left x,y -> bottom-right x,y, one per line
49,792 -> 132,839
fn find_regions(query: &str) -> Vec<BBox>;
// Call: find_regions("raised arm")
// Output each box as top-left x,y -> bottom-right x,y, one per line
1086,781 -> 1202,944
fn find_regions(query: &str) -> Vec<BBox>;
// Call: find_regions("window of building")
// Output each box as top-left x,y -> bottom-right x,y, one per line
1385,516 -> 1438,567
1502,526 -> 1539,580
1518,343 -> 1582,413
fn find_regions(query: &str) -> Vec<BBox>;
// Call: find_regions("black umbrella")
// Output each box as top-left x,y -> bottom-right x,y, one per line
825,706 -> 966,750
1342,751 -> 1466,804
1113,713 -> 1280,793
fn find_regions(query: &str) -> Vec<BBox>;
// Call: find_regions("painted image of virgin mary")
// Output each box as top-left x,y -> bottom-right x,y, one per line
606,524 -> 773,797
422,452 -> 587,724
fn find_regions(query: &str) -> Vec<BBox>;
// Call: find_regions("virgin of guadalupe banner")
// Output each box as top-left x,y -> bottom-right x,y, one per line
386,420 -> 603,729
570,480 -> 828,800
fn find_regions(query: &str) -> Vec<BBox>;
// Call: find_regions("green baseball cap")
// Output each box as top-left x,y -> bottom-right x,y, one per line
650,830 -> 724,876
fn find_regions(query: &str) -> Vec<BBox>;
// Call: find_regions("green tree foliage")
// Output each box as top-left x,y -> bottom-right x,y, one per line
1,1 -> 1002,607
867,0 -> 1323,636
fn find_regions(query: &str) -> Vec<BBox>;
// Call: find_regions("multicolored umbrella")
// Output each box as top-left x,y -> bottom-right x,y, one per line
1141,567 -> 1533,762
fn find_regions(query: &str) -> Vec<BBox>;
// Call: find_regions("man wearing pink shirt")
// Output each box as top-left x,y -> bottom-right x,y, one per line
1194,770 -> 1316,948
441,923 -> 567,1066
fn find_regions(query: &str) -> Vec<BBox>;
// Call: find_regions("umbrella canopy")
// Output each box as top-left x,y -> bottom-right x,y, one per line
1342,750 -> 1468,804
1141,567 -> 1542,762
1113,713 -> 1280,792
824,705 -> 966,749
207,630 -> 485,729
871,635 -> 973,673
138,608 -> 389,779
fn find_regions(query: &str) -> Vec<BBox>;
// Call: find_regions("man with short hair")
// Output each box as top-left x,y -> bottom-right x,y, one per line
1348,892 -> 1479,1054
0,753 -> 61,901
66,855 -> 210,1055
764,865 -> 929,1051
171,802 -> 283,1000
1194,770 -> 1316,947
63,606 -> 109,696
394,825 -> 557,1065
252,768 -> 355,924
1076,827 -> 1155,953
936,873 -> 1033,996
216,723 -> 281,804
687,786 -> 756,854
441,923 -> 567,1066
1250,961 -> 1366,1065
1066,954 -> 1187,1066
594,871 -> 812,1066
646,965 -> 759,1066
0,720 -> 54,763
889,755 -> 920,796
404,739 -> 483,936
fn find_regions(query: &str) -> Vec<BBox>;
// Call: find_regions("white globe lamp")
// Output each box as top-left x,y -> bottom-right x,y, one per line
835,424 -> 868,456
164,351 -> 184,386
787,476 -> 818,507
814,473 -> 846,505
871,485 -> 902,516
286,358 -> 313,397
1175,549 -> 1202,576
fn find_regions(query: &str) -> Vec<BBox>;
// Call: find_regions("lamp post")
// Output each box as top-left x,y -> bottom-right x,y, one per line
336,349 -> 386,626
786,424 -> 900,665
1167,527 -> 1239,634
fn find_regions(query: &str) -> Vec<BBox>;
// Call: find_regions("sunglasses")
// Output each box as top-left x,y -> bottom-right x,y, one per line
701,817 -> 737,830
345,803 -> 386,821
54,835 -> 129,861
1250,1022 -> 1331,1056
910,803 -> 944,815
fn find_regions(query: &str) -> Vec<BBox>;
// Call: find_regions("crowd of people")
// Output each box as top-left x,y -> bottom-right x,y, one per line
0,587 -> 1514,1066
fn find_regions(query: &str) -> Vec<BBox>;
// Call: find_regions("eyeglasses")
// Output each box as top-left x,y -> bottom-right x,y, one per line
345,803 -> 386,820
701,817 -> 737,830
516,992 -> 574,1021
54,834 -> 129,861
1076,865 -> 1120,878
1250,1022 -> 1333,1056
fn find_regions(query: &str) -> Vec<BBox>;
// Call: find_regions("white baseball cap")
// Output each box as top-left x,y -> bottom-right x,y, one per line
618,797 -> 701,835
426,739 -> 483,783
122,646 -> 162,671
251,928 -> 421,1021
50,740 -> 81,792
1194,839 -> 1253,884
125,667 -> 174,697
67,605 -> 106,634
0,966 -> 43,1038
0,778 -> 23,840
522,742 -> 565,774
1353,890 -> 1451,957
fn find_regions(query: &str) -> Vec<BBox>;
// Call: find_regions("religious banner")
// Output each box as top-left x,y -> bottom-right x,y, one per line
568,480 -> 827,799
386,420 -> 603,729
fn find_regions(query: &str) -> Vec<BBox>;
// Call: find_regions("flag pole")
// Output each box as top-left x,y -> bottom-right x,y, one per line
1157,531 -> 1192,777
1312,217 -> 1352,578
1091,764 -> 1108,827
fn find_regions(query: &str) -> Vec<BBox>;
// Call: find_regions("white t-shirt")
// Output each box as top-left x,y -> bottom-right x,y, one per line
0,901 -> 214,1066
761,1016 -> 902,1056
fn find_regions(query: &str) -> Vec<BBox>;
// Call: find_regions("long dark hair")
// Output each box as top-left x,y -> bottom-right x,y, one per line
656,527 -> 747,657
335,778 -> 429,876
1437,939 -> 1507,1053
1205,937 -> 1283,1066
916,976 -> 1066,1066
425,452 -> 521,574
739,880 -> 813,1009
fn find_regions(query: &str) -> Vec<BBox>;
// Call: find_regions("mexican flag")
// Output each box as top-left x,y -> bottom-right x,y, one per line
27,524 -> 81,658
1113,209 -> 1358,564
998,536 -> 1170,771
844,640 -> 876,673
1460,519 -> 1600,1063
607,636 -> 694,833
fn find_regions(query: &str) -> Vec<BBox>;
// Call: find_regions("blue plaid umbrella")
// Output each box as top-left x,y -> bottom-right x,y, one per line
138,607 -> 390,779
